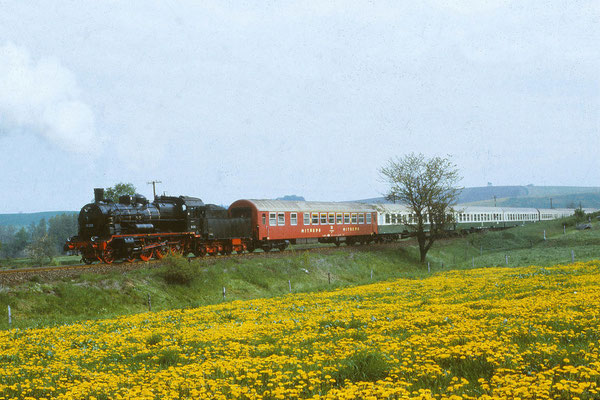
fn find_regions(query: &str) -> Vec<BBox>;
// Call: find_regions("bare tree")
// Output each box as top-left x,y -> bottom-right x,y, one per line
380,153 -> 461,263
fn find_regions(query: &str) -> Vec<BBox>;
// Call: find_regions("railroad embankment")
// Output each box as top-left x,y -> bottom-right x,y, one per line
0,213 -> 598,330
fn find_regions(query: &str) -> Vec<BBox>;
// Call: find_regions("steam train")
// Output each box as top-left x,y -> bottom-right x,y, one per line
65,188 -> 597,264
66,188 -> 252,264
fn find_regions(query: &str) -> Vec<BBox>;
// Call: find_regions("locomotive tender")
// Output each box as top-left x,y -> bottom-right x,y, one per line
65,188 -> 596,263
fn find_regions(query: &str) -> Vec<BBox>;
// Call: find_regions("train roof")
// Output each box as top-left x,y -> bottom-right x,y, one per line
371,204 -> 541,214
229,199 -> 377,213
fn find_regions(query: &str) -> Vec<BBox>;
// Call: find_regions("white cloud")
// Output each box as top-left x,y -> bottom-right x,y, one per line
0,42 -> 98,154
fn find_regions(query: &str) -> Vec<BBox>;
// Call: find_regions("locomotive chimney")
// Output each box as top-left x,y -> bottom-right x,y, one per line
94,188 -> 105,203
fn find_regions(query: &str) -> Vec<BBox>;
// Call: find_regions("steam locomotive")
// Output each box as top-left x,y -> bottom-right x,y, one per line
65,188 -> 252,263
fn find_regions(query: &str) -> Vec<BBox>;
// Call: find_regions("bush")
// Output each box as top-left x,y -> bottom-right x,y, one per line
333,349 -> 390,384
159,255 -> 198,285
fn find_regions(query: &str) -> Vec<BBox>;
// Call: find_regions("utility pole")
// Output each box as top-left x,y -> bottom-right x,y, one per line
147,180 -> 162,199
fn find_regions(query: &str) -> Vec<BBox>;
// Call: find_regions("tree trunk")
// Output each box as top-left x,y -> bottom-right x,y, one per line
416,233 -> 428,264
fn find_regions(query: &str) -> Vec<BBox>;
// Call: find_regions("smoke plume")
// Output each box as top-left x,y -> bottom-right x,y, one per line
0,42 -> 98,153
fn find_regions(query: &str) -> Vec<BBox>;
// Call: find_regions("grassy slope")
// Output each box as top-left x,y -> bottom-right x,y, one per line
0,212 -> 598,330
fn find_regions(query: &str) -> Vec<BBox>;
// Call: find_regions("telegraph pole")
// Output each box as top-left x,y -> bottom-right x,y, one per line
147,180 -> 162,199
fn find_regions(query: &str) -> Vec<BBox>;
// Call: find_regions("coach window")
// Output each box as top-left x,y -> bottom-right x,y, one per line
328,213 -> 335,224
336,213 -> 343,224
366,213 -> 372,224
278,213 -> 285,226
304,213 -> 310,225
359,213 -> 364,224
312,213 -> 319,225
269,213 -> 276,226
262,214 -> 266,225
344,213 -> 350,224
320,213 -> 327,225
351,213 -> 357,224
291,213 -> 297,226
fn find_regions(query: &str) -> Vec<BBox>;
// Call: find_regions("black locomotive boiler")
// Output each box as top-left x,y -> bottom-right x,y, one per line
65,188 -> 252,263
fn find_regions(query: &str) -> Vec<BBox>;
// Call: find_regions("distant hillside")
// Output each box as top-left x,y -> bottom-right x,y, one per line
457,186 -> 529,204
356,185 -> 600,208
468,193 -> 600,209
0,211 -> 77,228
276,195 -> 306,201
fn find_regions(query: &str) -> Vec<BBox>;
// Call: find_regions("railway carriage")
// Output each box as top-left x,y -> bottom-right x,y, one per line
538,208 -> 575,221
374,204 -> 411,238
228,199 -> 378,250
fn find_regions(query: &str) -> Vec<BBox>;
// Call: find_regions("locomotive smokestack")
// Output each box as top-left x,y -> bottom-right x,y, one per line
94,188 -> 105,203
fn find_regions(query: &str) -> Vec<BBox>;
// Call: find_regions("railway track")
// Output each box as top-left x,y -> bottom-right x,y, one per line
0,240 -> 414,282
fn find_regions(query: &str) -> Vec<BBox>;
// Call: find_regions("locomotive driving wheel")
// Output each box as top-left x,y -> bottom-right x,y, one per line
125,251 -> 137,263
140,249 -> 154,261
102,248 -> 115,264
170,244 -> 183,256
155,246 -> 167,259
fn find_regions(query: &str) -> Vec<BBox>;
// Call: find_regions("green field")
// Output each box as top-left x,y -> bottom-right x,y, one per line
0,212 -> 598,330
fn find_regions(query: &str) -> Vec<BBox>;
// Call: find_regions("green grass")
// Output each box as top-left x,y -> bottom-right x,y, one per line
0,212 -> 598,330
0,254 -> 81,269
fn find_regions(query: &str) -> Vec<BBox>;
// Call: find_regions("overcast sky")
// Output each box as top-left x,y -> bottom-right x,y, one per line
0,1 -> 598,213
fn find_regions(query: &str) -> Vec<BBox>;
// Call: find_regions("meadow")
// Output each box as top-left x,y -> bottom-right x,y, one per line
0,214 -> 599,330
1,260 -> 599,399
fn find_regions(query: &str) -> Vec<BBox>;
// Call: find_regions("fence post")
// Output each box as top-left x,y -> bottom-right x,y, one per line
505,254 -> 508,266
370,270 -> 373,280
222,287 -> 226,301
571,250 -> 575,263
328,272 -> 331,285
7,305 -> 11,326
288,280 -> 291,293
543,230 -> 546,240
147,294 -> 151,311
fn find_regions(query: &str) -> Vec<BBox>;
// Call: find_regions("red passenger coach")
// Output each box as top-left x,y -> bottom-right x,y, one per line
229,199 -> 378,251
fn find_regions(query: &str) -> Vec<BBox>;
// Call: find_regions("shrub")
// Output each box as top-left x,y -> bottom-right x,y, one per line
333,349 -> 390,384
159,255 -> 197,285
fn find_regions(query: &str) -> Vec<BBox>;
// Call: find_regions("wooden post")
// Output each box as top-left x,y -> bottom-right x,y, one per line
147,294 -> 151,311
328,272 -> 331,285
571,250 -> 575,263
543,230 -> 546,240
7,305 -> 11,326
288,280 -> 291,293
222,287 -> 226,301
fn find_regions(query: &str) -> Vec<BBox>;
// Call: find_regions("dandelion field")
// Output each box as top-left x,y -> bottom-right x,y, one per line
1,261 -> 600,399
